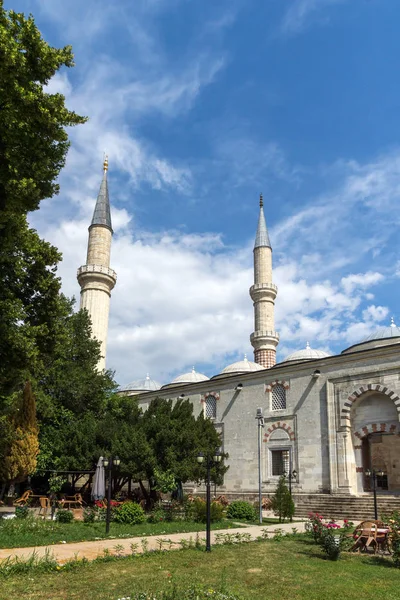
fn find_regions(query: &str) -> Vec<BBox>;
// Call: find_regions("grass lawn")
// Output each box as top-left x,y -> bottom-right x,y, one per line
0,519 -> 239,549
1,536 -> 399,600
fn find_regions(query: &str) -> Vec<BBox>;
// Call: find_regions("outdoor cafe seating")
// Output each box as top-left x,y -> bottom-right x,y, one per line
59,493 -> 85,509
351,520 -> 392,554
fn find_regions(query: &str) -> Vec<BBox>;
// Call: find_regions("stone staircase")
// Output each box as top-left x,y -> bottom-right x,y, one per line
293,493 -> 400,520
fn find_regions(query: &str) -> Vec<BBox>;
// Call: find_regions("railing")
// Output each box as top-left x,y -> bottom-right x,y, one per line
250,330 -> 280,340
77,264 -> 117,280
251,283 -> 278,292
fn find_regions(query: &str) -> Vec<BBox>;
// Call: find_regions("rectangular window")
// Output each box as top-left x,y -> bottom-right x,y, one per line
272,384 -> 286,410
205,395 -> 217,419
271,449 -> 290,476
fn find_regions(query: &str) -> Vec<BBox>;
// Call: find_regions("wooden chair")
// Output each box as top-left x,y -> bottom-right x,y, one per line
63,493 -> 86,508
375,521 -> 391,554
351,521 -> 378,552
215,495 -> 229,507
14,490 -> 32,506
38,497 -> 50,518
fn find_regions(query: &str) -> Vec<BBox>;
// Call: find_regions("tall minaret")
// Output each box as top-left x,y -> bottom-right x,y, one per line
249,194 -> 279,368
77,157 -> 117,370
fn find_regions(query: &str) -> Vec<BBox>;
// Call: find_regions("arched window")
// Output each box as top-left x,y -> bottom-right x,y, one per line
272,384 -> 286,410
205,395 -> 217,419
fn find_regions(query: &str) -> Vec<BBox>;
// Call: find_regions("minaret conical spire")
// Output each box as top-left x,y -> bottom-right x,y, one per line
254,193 -> 271,249
250,194 -> 279,368
90,156 -> 112,232
77,157 -> 117,371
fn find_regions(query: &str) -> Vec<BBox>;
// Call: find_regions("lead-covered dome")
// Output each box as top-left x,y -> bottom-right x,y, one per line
342,318 -> 400,354
282,342 -> 331,363
358,318 -> 400,343
119,374 -> 161,394
170,367 -> 209,385
221,354 -> 264,375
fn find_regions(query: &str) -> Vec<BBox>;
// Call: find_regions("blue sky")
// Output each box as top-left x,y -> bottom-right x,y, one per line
7,0 -> 400,386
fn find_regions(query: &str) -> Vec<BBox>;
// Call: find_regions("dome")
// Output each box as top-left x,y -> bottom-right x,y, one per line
358,318 -> 400,343
120,374 -> 161,394
342,318 -> 400,354
221,354 -> 265,375
170,367 -> 209,385
282,342 -> 332,363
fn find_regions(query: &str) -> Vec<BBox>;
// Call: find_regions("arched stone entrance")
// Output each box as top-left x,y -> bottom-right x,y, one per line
350,391 -> 400,494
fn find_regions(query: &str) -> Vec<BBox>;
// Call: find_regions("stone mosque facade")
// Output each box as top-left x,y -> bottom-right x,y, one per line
79,163 -> 400,501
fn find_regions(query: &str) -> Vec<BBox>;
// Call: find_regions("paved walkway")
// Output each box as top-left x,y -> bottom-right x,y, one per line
0,521 -> 307,564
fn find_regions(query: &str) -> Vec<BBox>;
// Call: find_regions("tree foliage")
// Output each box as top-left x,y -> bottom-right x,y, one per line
271,475 -> 295,523
0,381 -> 39,488
0,5 -> 86,219
0,4 -> 86,400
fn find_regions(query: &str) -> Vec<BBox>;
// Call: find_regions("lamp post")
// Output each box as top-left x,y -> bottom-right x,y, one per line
197,450 -> 222,552
103,456 -> 121,534
365,468 -> 385,520
284,453 -> 297,523
285,469 -> 298,497
255,408 -> 264,525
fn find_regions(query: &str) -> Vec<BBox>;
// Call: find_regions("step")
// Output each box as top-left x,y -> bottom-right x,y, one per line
293,494 -> 400,520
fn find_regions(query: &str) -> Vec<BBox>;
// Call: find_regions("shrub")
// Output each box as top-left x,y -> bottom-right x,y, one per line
319,530 -> 341,561
15,505 -> 30,519
226,501 -> 256,522
147,505 -> 166,524
383,510 -> 400,567
183,499 -> 195,521
113,501 -> 146,525
193,498 -> 224,523
83,507 -> 96,523
55,509 -> 74,523
271,476 -> 295,523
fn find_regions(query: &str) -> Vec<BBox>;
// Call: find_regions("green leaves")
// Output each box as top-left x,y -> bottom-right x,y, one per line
0,8 -> 86,217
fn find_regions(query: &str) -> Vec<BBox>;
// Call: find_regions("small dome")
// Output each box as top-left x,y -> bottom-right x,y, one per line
170,367 -> 209,385
221,354 -> 264,374
342,317 -> 400,354
120,374 -> 162,394
358,318 -> 400,343
282,342 -> 331,363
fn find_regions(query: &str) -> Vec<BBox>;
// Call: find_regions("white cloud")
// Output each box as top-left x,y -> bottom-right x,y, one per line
280,0 -> 348,35
341,272 -> 384,295
362,305 -> 389,323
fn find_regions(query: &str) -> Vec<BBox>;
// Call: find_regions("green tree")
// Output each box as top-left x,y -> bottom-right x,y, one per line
34,300 -> 117,471
138,398 -> 228,503
0,218 -> 63,397
0,4 -> 86,398
271,475 -> 295,523
0,5 -> 86,219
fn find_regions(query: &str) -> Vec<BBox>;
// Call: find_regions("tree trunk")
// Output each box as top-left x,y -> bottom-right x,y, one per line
0,483 -> 6,501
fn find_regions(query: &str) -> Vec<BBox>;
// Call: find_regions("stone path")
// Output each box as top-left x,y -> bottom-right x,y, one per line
0,521 -> 307,564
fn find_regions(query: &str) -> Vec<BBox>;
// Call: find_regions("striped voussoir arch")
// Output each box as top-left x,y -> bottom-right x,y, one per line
340,383 -> 400,428
353,422 -> 399,440
263,421 -> 295,442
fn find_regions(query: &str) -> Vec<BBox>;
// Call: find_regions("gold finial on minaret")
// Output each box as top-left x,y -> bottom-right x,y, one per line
103,154 -> 109,173
259,193 -> 263,208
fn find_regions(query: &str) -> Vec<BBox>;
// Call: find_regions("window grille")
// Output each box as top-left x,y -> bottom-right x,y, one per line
205,395 -> 217,419
271,450 -> 290,476
272,384 -> 286,410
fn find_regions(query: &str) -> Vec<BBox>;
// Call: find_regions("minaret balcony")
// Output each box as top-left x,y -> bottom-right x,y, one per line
249,282 -> 278,302
250,330 -> 280,350
77,264 -> 117,290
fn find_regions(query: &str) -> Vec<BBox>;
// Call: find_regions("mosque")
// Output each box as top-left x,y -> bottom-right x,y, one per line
77,160 -> 400,507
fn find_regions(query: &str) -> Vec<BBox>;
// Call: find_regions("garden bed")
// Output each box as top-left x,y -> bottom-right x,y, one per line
0,535 -> 399,600
0,519 -> 239,549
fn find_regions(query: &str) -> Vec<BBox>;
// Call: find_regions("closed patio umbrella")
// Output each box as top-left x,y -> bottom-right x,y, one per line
92,457 -> 105,500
